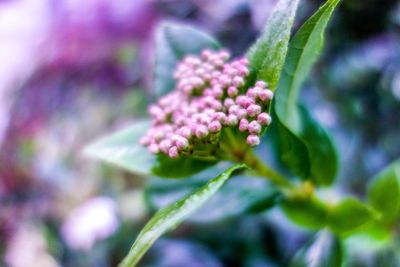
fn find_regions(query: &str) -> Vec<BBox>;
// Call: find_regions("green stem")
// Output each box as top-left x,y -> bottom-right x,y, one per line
242,148 -> 293,189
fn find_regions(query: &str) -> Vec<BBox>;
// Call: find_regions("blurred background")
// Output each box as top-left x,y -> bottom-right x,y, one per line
1,0 -> 400,266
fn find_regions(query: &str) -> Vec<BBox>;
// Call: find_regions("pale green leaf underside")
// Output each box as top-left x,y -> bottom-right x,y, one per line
246,0 -> 300,90
83,120 -> 154,176
154,22 -> 220,98
119,164 -> 247,267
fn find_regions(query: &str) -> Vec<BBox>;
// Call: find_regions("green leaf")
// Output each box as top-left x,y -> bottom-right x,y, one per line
344,221 -> 392,252
152,154 -> 218,179
327,198 -> 375,236
118,164 -> 247,267
367,160 -> 400,225
282,196 -> 328,230
84,120 -> 154,176
273,0 -> 341,185
246,0 -> 300,89
154,22 -> 220,97
146,163 -> 281,222
85,121 -> 218,178
290,230 -> 343,267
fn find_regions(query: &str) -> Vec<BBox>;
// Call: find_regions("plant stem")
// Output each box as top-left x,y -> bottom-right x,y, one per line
242,148 -> 293,189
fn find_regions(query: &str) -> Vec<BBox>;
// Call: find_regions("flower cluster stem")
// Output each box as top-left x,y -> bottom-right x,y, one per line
242,148 -> 293,189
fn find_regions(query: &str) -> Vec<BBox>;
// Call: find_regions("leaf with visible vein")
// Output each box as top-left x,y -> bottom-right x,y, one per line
246,0 -> 300,90
84,120 -> 154,176
273,0 -> 341,185
118,164 -> 247,267
84,120 -> 216,178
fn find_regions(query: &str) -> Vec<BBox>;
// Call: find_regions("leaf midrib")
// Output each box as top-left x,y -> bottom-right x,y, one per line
281,0 -> 339,125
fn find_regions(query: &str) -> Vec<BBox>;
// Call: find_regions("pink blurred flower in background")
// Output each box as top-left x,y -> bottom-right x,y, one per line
43,0 -> 158,70
61,197 -> 119,251
0,0 -> 50,147
5,224 -> 58,267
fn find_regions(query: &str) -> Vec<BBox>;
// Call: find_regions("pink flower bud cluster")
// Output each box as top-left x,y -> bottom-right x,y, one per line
140,49 -> 273,158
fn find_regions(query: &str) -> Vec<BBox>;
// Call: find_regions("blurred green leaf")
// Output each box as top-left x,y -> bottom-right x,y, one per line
146,164 -> 281,222
290,230 -> 343,267
246,0 -> 300,90
154,22 -> 220,98
344,221 -> 392,254
85,121 -> 218,178
373,247 -> 400,267
273,0 -> 340,185
367,160 -> 400,225
282,196 -> 328,230
327,198 -> 374,236
118,164 -> 247,267
84,120 -> 154,176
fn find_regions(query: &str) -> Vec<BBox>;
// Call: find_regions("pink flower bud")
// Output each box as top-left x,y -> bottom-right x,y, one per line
227,86 -> 238,97
236,95 -> 254,108
149,144 -> 160,154
178,126 -> 192,139
219,50 -> 230,61
227,114 -> 238,126
175,137 -> 189,150
224,98 -> 235,108
229,105 -> 240,115
258,89 -> 273,102
253,86 -> 262,95
248,121 -> 261,134
203,88 -> 213,96
201,49 -> 212,59
237,109 -> 247,119
159,139 -> 172,153
202,73 -> 212,81
200,114 -> 211,125
211,100 -> 222,110
247,104 -> 261,117
219,74 -> 231,86
211,71 -> 220,79
208,121 -> 222,133
204,96 -> 214,105
257,113 -> 271,126
232,76 -> 244,87
168,146 -> 179,158
255,81 -> 267,88
238,65 -> 249,76
213,59 -> 224,67
210,79 -> 219,86
182,84 -> 193,94
195,125 -> 209,138
139,136 -> 151,146
239,119 -> 249,132
149,105 -> 162,117
240,58 -> 249,65
190,77 -> 204,87
225,67 -> 238,76
174,115 -> 186,126
212,86 -> 224,98
246,88 -> 256,98
170,134 -> 181,143
153,130 -> 165,142
247,135 -> 260,146
195,68 -> 206,76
